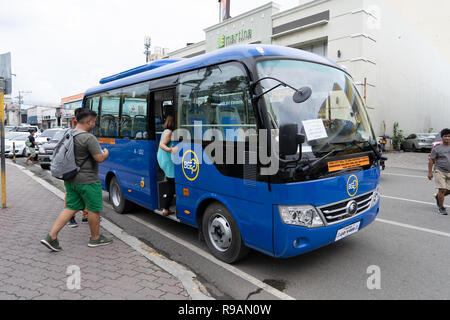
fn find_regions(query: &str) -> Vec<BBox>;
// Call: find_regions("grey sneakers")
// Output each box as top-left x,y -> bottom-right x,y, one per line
88,235 -> 113,248
41,234 -> 113,251
40,234 -> 62,252
434,194 -> 447,215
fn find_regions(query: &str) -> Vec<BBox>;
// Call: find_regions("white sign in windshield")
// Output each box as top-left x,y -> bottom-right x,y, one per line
302,119 -> 328,141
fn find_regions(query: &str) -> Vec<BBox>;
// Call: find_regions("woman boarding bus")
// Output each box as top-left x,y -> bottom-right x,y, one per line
83,45 -> 380,263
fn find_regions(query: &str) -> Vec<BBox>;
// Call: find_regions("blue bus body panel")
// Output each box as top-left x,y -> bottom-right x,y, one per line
173,143 -> 380,258
174,143 -> 273,255
270,167 -> 380,257
99,58 -> 184,84
273,202 -> 379,258
97,141 -> 379,259
98,139 -> 158,209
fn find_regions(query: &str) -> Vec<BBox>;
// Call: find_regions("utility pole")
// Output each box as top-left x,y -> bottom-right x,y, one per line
0,53 -> 12,208
16,90 -> 32,124
144,36 -> 152,63
0,77 -> 7,208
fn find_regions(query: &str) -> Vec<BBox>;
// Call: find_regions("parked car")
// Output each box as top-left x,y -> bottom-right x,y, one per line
4,132 -> 38,157
38,129 -> 66,169
35,128 -> 63,145
401,133 -> 437,152
13,125 -> 39,133
431,134 -> 442,151
3,132 -> 25,156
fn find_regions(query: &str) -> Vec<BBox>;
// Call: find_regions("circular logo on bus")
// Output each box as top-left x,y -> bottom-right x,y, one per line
182,150 -> 200,181
347,175 -> 359,197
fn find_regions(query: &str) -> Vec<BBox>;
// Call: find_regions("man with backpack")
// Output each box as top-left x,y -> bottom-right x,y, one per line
41,108 -> 111,252
24,129 -> 37,165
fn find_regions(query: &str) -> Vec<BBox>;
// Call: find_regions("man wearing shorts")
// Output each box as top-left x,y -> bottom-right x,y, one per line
41,108 -> 111,251
428,128 -> 450,215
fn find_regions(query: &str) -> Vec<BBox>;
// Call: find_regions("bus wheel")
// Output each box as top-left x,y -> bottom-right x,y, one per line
109,177 -> 131,214
202,203 -> 248,264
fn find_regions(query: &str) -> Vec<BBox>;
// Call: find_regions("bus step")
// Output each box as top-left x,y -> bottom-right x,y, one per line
153,209 -> 180,222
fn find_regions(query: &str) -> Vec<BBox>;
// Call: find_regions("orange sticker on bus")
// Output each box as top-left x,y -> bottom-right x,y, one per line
328,156 -> 370,172
98,138 -> 116,145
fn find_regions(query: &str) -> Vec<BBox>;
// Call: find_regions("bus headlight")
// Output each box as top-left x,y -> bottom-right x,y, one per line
371,187 -> 380,208
278,205 -> 324,228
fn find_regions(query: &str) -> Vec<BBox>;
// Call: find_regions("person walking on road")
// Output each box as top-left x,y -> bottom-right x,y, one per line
41,108 -> 112,251
24,129 -> 37,165
428,128 -> 450,215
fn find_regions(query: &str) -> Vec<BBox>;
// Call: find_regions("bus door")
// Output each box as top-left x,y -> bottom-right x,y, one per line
150,88 -> 178,214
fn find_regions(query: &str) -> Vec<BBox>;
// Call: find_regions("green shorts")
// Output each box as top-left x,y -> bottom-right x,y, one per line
64,181 -> 103,212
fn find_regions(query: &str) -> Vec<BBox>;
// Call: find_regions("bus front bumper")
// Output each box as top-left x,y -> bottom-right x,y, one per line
273,201 -> 380,258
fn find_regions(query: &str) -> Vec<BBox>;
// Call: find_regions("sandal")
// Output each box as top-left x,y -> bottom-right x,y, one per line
162,210 -> 174,217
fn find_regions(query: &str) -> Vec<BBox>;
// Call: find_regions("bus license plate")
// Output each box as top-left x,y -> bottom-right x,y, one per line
335,222 -> 361,242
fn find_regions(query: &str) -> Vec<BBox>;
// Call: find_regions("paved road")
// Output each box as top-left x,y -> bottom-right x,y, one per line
11,156 -> 450,299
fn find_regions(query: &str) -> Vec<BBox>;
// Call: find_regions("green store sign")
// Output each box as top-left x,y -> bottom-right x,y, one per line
218,29 -> 253,48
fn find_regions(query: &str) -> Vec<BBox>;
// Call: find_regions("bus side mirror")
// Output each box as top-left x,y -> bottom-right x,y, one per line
279,123 -> 305,156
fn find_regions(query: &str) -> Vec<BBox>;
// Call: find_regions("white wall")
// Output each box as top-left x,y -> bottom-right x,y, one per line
167,0 -> 450,138
168,41 -> 206,59
367,0 -> 450,136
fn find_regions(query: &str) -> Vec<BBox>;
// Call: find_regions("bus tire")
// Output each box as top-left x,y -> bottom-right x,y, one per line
109,176 -> 131,214
202,202 -> 248,264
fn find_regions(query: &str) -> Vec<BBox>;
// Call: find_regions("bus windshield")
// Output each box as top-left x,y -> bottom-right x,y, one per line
256,59 -> 376,154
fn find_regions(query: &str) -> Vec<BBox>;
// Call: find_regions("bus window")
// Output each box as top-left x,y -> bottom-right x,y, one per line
178,63 -> 256,141
85,96 -> 101,136
153,89 -> 175,136
121,83 -> 149,139
99,90 -> 121,137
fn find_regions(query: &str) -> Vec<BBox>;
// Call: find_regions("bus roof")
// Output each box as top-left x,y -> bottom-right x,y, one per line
84,44 -> 341,97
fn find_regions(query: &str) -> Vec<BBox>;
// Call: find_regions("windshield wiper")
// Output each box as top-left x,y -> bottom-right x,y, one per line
298,146 -> 347,173
316,139 -> 381,160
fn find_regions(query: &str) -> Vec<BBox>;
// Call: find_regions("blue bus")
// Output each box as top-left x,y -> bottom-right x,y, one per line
83,45 -> 380,263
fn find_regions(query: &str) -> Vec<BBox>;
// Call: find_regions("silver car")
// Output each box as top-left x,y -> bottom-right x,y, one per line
401,133 -> 437,152
38,129 -> 66,169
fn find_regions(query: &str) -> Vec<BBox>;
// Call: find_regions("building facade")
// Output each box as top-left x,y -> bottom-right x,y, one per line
4,96 -> 20,126
60,93 -> 83,128
167,0 -> 450,137
26,106 -> 57,129
41,108 -> 57,129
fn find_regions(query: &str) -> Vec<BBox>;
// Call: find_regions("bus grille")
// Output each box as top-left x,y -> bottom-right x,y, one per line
318,192 -> 373,224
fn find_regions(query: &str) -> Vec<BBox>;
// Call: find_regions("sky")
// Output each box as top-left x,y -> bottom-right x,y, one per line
0,0 -> 300,106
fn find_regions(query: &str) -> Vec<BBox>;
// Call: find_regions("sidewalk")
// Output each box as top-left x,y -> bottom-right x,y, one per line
0,162 -> 192,300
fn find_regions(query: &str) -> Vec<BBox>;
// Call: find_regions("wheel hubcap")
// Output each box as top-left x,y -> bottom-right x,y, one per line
111,183 -> 121,207
208,214 -> 232,252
